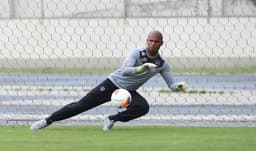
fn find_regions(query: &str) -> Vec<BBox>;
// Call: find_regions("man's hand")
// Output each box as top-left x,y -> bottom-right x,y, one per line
136,63 -> 157,73
176,81 -> 188,92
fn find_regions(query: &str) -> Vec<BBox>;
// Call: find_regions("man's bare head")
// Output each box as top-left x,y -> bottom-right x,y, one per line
146,30 -> 163,56
147,30 -> 163,42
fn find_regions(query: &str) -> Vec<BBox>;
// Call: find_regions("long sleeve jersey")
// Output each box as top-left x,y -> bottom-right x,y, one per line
108,48 -> 178,91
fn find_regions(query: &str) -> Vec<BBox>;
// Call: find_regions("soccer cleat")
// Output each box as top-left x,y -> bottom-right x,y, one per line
30,119 -> 49,130
103,116 -> 115,131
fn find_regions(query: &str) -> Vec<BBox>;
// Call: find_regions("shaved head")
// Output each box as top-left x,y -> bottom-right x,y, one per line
146,30 -> 163,56
147,30 -> 163,42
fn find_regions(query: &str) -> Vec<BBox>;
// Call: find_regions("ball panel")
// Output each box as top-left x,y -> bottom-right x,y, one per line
111,88 -> 132,109
120,98 -> 130,108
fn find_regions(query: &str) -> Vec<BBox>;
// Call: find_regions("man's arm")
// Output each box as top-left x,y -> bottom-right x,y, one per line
161,63 -> 188,92
120,49 -> 157,76
118,49 -> 138,76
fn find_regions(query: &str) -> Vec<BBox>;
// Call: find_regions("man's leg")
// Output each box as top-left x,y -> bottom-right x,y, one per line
104,91 -> 149,131
31,79 -> 117,130
109,91 -> 149,122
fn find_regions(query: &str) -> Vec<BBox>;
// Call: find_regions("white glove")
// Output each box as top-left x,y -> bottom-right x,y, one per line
176,81 -> 188,92
136,63 -> 157,73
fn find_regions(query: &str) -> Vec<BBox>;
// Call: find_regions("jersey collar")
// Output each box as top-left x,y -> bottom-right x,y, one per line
145,48 -> 159,59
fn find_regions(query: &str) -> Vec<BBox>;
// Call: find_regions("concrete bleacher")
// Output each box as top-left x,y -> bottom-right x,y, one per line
0,17 -> 255,69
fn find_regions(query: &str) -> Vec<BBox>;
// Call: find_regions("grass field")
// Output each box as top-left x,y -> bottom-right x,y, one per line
0,126 -> 256,151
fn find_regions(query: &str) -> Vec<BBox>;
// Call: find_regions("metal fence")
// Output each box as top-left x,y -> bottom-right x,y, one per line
0,0 -> 255,127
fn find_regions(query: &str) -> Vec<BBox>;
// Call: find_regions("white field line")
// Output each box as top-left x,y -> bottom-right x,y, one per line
1,114 -> 256,122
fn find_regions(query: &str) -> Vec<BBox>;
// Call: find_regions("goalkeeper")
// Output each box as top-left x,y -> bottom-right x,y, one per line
30,30 -> 188,131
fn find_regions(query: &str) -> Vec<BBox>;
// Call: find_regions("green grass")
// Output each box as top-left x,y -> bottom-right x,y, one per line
0,66 -> 255,74
0,126 -> 256,151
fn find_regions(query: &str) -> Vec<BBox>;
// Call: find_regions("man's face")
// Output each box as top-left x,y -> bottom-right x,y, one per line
146,33 -> 163,55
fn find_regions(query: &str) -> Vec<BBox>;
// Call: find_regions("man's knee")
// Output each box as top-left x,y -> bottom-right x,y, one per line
138,102 -> 150,115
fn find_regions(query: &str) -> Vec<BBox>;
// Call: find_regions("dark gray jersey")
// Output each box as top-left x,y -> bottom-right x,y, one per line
108,48 -> 177,91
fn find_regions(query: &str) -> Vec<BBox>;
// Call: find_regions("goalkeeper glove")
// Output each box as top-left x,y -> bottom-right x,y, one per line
176,81 -> 188,92
136,63 -> 157,73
